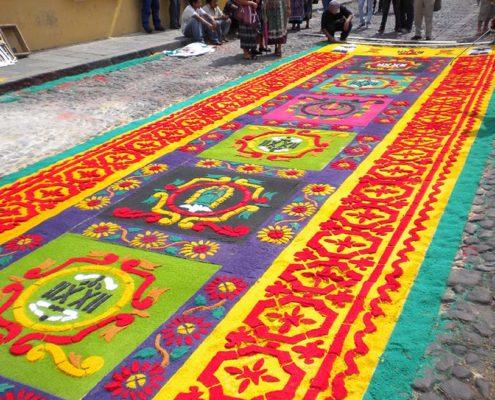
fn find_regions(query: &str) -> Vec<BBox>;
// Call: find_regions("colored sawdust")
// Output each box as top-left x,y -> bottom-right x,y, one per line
0,44 -> 494,400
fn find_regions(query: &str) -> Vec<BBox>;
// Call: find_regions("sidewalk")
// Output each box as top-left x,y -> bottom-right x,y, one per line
0,30 -> 188,94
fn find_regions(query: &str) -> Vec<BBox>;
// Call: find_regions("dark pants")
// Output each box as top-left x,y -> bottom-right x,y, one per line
399,0 -> 413,30
169,0 -> 180,29
379,0 -> 401,31
325,21 -> 353,40
142,0 -> 161,29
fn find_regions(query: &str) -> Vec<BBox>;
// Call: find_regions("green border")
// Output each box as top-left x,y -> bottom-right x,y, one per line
0,43 -> 325,188
364,88 -> 495,399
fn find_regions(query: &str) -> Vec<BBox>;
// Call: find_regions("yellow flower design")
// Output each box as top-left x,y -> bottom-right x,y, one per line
196,159 -> 222,168
283,202 -> 316,217
277,169 -> 305,179
83,222 -> 121,239
180,240 -> 219,260
303,183 -> 335,197
141,164 -> 168,175
111,178 -> 141,191
75,195 -> 110,211
236,164 -> 264,174
257,225 -> 294,244
130,231 -> 168,249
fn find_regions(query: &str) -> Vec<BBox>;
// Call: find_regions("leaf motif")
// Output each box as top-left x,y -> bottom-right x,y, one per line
0,255 -> 12,267
247,179 -> 262,184
205,174 -> 224,179
139,259 -> 160,270
264,191 -> 277,200
133,347 -> 158,360
237,210 -> 253,220
170,345 -> 191,360
224,366 -> 243,375
0,383 -> 14,393
211,306 -> 225,320
253,358 -> 265,371
37,258 -> 56,271
69,352 -> 82,368
142,195 -> 159,205
273,214 -> 284,222
301,318 -> 316,325
172,179 -> 186,186
194,295 -> 207,306
238,379 -> 250,394
261,374 -> 280,383
165,247 -> 178,255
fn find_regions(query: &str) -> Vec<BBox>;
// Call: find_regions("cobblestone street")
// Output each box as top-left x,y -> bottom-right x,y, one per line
0,1 -> 494,399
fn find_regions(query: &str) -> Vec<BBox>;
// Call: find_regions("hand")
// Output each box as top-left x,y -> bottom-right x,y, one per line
344,21 -> 350,31
207,23 -> 215,31
249,1 -> 258,9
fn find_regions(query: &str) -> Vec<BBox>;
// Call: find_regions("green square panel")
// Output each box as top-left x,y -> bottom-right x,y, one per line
0,233 -> 219,400
199,125 -> 355,171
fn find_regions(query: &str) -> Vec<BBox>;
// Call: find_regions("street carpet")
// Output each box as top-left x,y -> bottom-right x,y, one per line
0,43 -> 494,400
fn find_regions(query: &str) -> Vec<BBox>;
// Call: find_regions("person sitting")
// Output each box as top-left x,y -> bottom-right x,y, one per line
203,0 -> 232,42
181,0 -> 222,45
321,1 -> 353,42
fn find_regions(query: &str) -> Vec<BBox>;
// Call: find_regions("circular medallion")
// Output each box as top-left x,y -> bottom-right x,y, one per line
301,100 -> 357,118
13,266 -> 134,332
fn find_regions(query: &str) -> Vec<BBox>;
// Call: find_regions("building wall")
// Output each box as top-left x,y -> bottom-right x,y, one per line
0,0 -> 174,51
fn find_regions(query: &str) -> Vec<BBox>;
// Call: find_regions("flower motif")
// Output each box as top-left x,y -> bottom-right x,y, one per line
1,389 -> 47,400
331,124 -> 353,131
225,327 -> 257,348
130,231 -> 168,249
257,225 -> 294,244
111,178 -> 141,191
264,120 -> 281,126
179,143 -> 204,153
202,132 -> 224,141
282,202 -> 316,217
236,164 -> 264,174
83,222 -> 121,239
266,305 -> 316,334
331,158 -> 358,170
176,386 -> 205,400
4,234 -> 43,252
277,169 -> 305,179
344,145 -> 371,157
161,316 -> 211,346
206,276 -> 247,300
196,159 -> 222,169
75,195 -> 111,211
220,122 -> 241,130
104,361 -> 164,398
180,240 -> 219,260
357,134 -> 380,143
292,340 -> 325,364
302,184 -> 335,197
141,164 -> 168,175
224,358 -> 280,394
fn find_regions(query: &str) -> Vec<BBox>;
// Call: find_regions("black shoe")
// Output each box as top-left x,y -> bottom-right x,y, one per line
144,26 -> 153,34
425,36 -> 432,40
411,35 -> 421,40
155,25 -> 165,31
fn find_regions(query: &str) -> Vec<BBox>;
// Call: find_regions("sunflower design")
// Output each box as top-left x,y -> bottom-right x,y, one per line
75,195 -> 111,211
277,169 -> 305,179
161,315 -> 211,346
83,222 -> 121,239
130,231 -> 168,249
180,240 -> 219,260
196,159 -> 222,169
302,184 -> 335,197
283,202 -> 316,217
257,225 -> 294,244
205,276 -> 247,300
236,164 -> 264,174
4,234 -> 43,252
104,361 -> 164,398
140,164 -> 168,176
110,178 -> 141,192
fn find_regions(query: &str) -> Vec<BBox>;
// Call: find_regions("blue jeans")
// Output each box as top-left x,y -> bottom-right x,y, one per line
169,0 -> 180,28
322,0 -> 331,11
358,0 -> 373,24
183,18 -> 221,43
218,18 -> 232,39
142,0 -> 161,28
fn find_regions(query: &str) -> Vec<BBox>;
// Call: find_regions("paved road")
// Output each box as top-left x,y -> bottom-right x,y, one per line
0,2 -> 493,398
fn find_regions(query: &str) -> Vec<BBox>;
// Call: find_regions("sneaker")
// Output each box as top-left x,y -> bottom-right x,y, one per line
144,26 -> 153,34
411,35 -> 421,40
155,25 -> 165,31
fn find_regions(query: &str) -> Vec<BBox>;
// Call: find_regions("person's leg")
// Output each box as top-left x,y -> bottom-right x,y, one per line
169,0 -> 180,28
358,0 -> 366,25
340,21 -> 352,40
151,0 -> 162,29
379,0 -> 392,32
141,0 -> 152,29
185,19 -> 205,42
205,23 -> 221,43
413,0 -> 423,36
423,0 -> 434,38
392,0 -> 402,31
222,19 -> 232,39
366,0 -> 374,24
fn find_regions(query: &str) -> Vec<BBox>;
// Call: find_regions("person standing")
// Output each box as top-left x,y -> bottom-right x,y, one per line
358,0 -> 373,28
478,0 -> 495,36
303,0 -> 313,29
142,0 -> 165,33
263,0 -> 290,56
236,0 -> 262,60
321,1 -> 353,42
398,0 -> 413,32
378,0 -> 401,33
289,0 -> 305,30
169,0 -> 181,29
411,0 -> 434,39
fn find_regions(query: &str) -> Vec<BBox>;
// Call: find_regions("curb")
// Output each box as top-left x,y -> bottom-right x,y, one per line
0,39 -> 186,95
